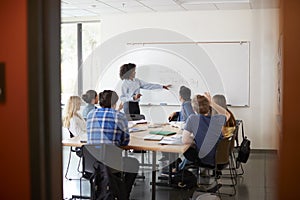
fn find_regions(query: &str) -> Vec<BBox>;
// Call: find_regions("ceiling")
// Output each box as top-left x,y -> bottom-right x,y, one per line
62,0 -> 279,18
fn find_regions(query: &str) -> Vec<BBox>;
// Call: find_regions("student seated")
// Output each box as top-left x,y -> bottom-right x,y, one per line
168,85 -> 195,122
161,86 -> 195,161
62,96 -> 86,137
179,92 -> 230,170
212,94 -> 236,138
86,90 -> 139,199
81,90 -> 98,120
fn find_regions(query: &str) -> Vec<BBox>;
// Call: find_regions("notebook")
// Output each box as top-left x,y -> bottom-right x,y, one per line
143,135 -> 164,141
149,130 -> 176,136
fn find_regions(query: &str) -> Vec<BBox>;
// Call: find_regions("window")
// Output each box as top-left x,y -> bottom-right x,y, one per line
61,22 -> 101,105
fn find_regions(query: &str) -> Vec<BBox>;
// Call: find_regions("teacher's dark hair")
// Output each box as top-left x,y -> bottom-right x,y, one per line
120,63 -> 136,80
99,90 -> 119,108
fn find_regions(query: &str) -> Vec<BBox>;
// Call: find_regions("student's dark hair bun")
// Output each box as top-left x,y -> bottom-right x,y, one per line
82,90 -> 97,103
119,63 -> 136,80
99,90 -> 119,108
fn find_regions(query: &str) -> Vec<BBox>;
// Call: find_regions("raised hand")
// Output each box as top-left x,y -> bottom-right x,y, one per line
204,92 -> 212,104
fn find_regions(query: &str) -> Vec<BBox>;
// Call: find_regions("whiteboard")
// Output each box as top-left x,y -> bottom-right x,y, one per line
81,29 -> 250,106
118,43 -> 249,106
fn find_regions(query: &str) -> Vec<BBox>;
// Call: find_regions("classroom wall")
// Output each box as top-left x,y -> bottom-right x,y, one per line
0,1 -> 30,199
98,9 -> 279,149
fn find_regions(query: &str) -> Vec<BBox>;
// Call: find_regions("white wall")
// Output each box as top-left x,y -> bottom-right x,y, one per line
98,9 -> 279,149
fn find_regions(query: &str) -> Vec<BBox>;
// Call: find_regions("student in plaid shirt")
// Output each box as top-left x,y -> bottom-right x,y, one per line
86,90 -> 139,199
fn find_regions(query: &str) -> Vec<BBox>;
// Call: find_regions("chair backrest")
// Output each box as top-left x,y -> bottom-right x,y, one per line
223,126 -> 236,154
68,129 -> 75,138
215,136 -> 232,165
234,119 -> 242,146
82,144 -> 123,175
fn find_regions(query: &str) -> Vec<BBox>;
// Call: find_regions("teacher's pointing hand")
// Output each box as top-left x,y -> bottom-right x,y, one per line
163,84 -> 172,90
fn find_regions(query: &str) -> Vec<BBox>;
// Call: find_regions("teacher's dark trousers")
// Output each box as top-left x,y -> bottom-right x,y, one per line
123,101 -> 140,115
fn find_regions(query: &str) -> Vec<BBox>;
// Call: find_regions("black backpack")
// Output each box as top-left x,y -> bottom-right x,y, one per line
237,137 -> 251,163
236,120 -> 251,163
171,169 -> 197,189
90,161 -> 127,200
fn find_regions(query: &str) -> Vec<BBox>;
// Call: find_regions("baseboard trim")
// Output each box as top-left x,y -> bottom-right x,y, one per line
250,149 -> 278,154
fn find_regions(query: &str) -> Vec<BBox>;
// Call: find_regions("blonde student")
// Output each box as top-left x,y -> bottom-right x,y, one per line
63,96 -> 86,137
119,63 -> 171,115
212,94 -> 236,138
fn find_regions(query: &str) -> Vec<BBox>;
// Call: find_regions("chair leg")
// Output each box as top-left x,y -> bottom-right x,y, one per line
229,153 -> 238,185
65,148 -> 73,180
77,157 -> 82,173
65,148 -> 81,181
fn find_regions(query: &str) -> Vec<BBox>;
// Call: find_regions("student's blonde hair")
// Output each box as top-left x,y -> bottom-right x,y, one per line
63,96 -> 83,128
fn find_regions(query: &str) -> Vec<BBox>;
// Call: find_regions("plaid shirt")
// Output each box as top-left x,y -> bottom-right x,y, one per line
86,107 -> 129,146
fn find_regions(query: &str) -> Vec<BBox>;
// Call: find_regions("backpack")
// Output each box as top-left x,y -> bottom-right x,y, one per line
171,169 -> 197,189
237,136 -> 251,163
90,161 -> 127,200
236,120 -> 251,163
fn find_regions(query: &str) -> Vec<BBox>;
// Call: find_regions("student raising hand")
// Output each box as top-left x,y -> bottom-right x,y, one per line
204,92 -> 212,104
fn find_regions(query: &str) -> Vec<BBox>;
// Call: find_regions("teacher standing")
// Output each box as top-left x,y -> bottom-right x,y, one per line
119,63 -> 171,115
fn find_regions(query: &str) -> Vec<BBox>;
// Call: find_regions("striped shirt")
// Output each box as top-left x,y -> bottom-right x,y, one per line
86,107 -> 129,146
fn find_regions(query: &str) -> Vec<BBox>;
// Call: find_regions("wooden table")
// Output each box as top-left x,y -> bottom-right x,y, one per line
62,124 -> 190,200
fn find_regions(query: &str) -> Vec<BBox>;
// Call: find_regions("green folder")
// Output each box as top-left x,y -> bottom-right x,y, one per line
149,130 -> 176,136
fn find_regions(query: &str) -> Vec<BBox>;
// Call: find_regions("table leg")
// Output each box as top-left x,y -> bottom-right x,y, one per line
152,151 -> 156,200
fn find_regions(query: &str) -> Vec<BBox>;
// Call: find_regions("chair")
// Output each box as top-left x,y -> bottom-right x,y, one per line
126,113 -> 148,179
221,127 -> 238,185
64,130 -> 83,180
72,144 -> 123,199
188,136 -> 236,196
214,136 -> 236,196
232,120 -> 245,176
184,115 -> 236,196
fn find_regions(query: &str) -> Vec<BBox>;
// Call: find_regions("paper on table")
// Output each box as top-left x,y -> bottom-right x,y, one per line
128,119 -> 148,128
169,121 -> 185,129
159,135 -> 183,145
129,127 -> 148,132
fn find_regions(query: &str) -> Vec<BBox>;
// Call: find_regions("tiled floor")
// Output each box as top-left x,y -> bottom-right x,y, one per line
62,147 -> 278,200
